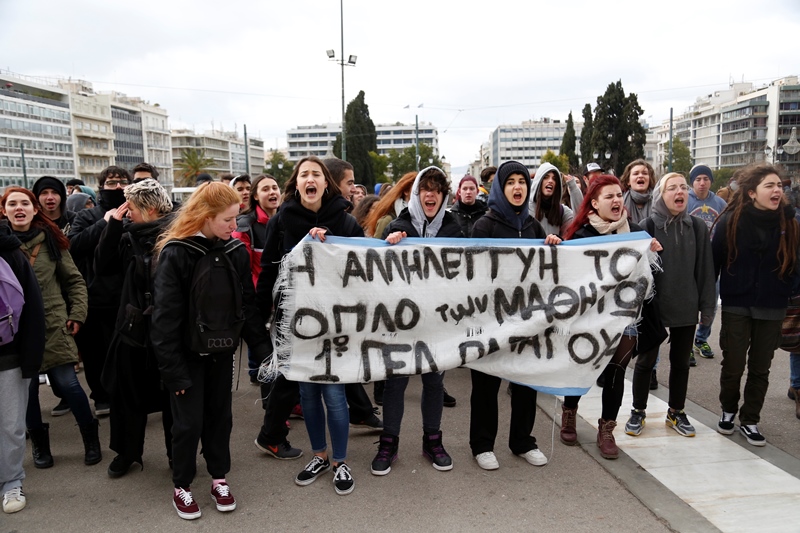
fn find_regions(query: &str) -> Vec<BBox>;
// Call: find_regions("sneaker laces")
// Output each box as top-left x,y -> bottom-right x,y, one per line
375,441 -> 394,461
305,455 -> 326,472
600,420 -> 617,442
562,407 -> 576,427
176,488 -> 194,505
214,483 -> 230,497
674,410 -> 690,426
334,463 -> 352,481
4,487 -> 23,502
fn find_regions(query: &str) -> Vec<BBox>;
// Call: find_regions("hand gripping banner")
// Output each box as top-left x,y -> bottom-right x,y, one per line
270,232 -> 657,396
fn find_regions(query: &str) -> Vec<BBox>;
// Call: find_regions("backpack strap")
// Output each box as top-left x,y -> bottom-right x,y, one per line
27,243 -> 42,267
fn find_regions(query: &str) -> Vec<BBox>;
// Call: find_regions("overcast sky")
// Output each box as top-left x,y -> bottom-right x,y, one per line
3,0 -> 799,173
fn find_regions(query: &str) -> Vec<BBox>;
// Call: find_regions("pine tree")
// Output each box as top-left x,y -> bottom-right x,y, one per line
333,90 -> 377,187
580,104 -> 594,168
559,111 -> 579,172
591,81 -> 646,176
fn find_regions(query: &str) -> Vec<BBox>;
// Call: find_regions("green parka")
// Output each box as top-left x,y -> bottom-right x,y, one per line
20,231 -> 88,372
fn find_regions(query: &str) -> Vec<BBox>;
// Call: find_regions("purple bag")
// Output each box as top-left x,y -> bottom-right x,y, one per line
0,256 -> 25,346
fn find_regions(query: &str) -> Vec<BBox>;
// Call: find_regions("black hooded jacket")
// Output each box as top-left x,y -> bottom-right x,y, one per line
0,224 -> 46,378
470,209 -> 546,239
32,176 -> 76,234
256,194 -> 363,321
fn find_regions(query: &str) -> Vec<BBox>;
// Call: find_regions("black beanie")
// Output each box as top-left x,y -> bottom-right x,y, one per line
496,161 -> 530,187
32,176 -> 65,198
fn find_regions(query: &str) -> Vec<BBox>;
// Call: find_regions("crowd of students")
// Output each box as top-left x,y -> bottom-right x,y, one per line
0,157 -> 796,520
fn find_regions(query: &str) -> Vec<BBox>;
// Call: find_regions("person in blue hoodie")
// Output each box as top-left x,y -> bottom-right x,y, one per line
687,164 -> 727,363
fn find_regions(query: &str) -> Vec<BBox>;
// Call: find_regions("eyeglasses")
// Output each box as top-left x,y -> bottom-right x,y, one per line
104,179 -> 129,188
665,184 -> 690,192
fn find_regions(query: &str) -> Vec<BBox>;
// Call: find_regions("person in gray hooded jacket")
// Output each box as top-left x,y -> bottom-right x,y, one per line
625,172 -> 716,439
528,163 -> 581,236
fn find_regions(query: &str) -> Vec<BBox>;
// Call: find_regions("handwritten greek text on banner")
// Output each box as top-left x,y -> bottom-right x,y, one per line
272,233 -> 655,396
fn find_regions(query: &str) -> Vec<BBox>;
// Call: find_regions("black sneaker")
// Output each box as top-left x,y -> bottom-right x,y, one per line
665,409 -> 696,437
443,388 -> 456,408
332,463 -> 354,495
740,424 -> 766,447
51,399 -> 71,417
422,431 -> 453,471
295,455 -> 331,486
351,409 -> 383,430
255,436 -> 303,460
370,434 -> 399,476
107,455 -> 142,478
717,411 -> 735,435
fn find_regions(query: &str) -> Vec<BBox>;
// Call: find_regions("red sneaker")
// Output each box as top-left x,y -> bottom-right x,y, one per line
211,482 -> 236,512
173,488 -> 201,520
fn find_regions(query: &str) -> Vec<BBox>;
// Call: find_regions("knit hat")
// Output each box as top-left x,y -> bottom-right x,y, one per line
689,164 -> 713,184
32,176 -> 68,215
496,162 -> 530,189
196,173 -> 214,185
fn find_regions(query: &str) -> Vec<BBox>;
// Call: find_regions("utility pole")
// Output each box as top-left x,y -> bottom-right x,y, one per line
668,108 -> 673,173
244,124 -> 250,175
415,115 -> 420,171
20,143 -> 28,189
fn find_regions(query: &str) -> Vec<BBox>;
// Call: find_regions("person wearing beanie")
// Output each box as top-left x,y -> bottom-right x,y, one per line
32,176 -> 75,235
468,161 -> 561,471
78,186 -> 97,206
687,163 -> 727,362
66,178 -> 85,196
229,175 -> 251,213
449,175 -> 487,237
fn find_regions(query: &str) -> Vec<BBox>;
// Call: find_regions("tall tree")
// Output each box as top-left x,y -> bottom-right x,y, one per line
175,148 -> 214,186
386,143 -> 442,180
591,80 -> 646,176
559,111 -> 579,172
264,150 -> 295,188
580,104 -> 594,168
670,137 -> 693,174
370,151 -> 391,184
541,150 -> 570,174
712,167 -> 736,192
332,90 -> 377,187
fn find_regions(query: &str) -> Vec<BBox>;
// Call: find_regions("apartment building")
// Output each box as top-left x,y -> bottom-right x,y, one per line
171,129 -> 264,185
485,118 -> 583,172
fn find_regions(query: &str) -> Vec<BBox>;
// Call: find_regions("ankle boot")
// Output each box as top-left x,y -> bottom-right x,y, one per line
597,418 -> 619,460
560,407 -> 578,445
79,419 -> 102,465
29,423 -> 54,469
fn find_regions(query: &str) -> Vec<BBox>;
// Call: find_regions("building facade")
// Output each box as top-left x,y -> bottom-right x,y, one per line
286,122 -> 439,162
484,118 -> 583,172
0,72 -> 75,189
171,129 -> 264,185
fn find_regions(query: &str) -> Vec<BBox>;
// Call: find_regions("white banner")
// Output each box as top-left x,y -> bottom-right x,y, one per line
272,233 -> 655,396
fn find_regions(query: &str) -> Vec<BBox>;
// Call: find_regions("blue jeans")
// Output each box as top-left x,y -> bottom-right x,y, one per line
299,382 -> 349,463
27,363 -> 94,429
790,353 -> 800,389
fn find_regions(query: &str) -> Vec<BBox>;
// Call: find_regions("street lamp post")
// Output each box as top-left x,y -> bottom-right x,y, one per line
764,144 -> 784,164
326,0 -> 356,162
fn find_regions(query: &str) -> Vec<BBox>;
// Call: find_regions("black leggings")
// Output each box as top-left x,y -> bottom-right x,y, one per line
632,325 -> 694,411
564,334 -> 637,421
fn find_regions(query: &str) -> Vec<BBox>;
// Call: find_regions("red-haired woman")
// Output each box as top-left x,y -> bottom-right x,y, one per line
0,188 -> 99,468
559,176 -> 661,459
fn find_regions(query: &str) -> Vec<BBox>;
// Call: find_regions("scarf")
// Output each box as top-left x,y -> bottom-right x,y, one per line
14,226 -> 62,263
587,212 -> 630,235
623,189 -> 653,222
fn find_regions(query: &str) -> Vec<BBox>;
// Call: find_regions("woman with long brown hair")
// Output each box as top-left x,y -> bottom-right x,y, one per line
364,172 -> 417,239
0,187 -> 98,469
713,163 -> 799,446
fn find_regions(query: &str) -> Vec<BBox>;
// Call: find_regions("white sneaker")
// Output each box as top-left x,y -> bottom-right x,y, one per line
475,451 -> 499,470
3,487 -> 26,514
519,448 -> 548,466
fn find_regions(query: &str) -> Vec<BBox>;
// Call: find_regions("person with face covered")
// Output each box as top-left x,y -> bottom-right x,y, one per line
528,163 -> 576,237
67,166 -> 132,416
467,161 -> 561,471
369,167 -> 463,477
624,173 -> 716,440
449,175 -> 487,237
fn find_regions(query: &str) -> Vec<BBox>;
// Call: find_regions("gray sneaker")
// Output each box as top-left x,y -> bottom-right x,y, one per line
666,409 -> 696,437
624,409 -> 646,436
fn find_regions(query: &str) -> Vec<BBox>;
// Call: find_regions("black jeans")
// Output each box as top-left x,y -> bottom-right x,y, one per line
469,370 -> 537,456
258,374 -> 299,446
382,372 -> 444,437
719,312 -> 782,425
170,354 -> 233,488
632,325 -> 695,411
74,307 -> 115,404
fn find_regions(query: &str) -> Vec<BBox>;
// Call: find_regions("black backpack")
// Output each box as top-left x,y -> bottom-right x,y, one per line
169,238 -> 246,355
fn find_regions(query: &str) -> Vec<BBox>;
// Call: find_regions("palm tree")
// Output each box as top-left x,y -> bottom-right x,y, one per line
175,148 -> 214,186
